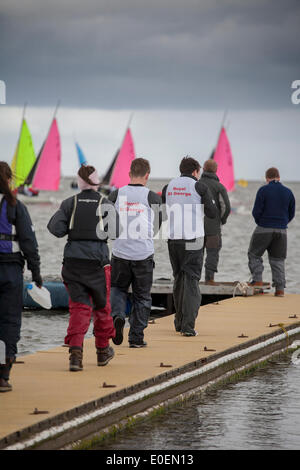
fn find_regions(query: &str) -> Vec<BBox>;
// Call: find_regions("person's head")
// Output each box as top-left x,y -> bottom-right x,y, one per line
265,167 -> 280,182
0,161 -> 16,206
203,159 -> 218,174
129,158 -> 151,184
179,156 -> 201,179
77,164 -> 100,191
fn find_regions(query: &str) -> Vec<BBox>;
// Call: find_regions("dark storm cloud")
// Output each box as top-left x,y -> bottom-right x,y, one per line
1,0 -> 300,109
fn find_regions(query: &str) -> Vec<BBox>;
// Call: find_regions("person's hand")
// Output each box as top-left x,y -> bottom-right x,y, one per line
32,271 -> 43,288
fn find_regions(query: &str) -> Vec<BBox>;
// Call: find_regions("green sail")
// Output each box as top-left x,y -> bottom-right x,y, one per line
11,119 -> 36,189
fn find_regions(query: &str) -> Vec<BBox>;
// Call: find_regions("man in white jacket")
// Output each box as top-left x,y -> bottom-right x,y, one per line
108,158 -> 162,348
162,157 -> 217,337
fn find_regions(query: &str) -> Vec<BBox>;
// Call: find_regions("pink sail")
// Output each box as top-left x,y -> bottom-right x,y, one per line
213,127 -> 235,192
32,118 -> 61,191
109,128 -> 135,188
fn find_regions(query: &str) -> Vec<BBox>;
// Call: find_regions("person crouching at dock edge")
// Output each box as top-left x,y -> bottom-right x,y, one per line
248,167 -> 295,297
0,162 -> 42,392
108,158 -> 162,348
162,157 -> 217,337
47,165 -> 118,371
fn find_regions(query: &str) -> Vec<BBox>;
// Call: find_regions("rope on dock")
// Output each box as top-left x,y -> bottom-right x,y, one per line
232,282 -> 249,297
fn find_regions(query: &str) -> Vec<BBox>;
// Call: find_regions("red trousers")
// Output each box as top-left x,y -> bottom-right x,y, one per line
64,265 -> 115,349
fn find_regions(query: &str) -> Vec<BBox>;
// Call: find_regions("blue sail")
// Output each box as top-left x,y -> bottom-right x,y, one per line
75,142 -> 88,167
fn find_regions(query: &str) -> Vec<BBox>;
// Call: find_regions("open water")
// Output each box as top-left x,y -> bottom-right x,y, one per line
18,177 -> 300,450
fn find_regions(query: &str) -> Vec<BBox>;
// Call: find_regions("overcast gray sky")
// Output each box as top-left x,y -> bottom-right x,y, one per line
0,0 -> 299,180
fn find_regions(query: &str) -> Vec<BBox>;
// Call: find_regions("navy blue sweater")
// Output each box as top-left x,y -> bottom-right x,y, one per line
252,181 -> 295,229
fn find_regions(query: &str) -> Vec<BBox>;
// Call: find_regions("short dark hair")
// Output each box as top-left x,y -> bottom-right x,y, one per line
203,159 -> 218,173
179,156 -> 200,175
130,158 -> 151,177
265,167 -> 280,180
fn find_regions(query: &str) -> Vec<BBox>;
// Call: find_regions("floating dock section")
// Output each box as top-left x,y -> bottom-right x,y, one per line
1,293 -> 300,450
23,277 -> 269,310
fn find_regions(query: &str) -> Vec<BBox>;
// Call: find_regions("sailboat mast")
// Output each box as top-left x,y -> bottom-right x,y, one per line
217,109 -> 228,142
22,102 -> 27,121
11,102 -> 28,187
211,110 -> 228,159
53,100 -> 60,120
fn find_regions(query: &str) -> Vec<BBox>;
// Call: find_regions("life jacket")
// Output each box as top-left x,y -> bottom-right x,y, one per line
0,195 -> 20,253
165,176 -> 204,240
68,190 -> 106,241
112,185 -> 154,261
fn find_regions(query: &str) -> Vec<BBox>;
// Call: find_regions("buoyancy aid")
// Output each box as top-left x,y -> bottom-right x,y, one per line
0,196 -> 20,253
165,176 -> 204,240
112,185 -> 155,261
68,190 -> 105,241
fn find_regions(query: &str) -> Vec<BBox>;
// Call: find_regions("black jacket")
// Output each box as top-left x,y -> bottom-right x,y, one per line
200,171 -> 231,235
47,189 -> 119,263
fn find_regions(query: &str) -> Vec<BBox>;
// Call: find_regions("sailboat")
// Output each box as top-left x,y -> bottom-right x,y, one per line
210,113 -> 235,192
71,121 -> 135,194
11,106 -> 37,193
70,141 -> 88,189
28,113 -> 61,192
98,126 -> 136,194
75,141 -> 88,167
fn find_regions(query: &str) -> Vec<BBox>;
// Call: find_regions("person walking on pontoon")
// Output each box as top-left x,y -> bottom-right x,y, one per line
108,158 -> 162,348
0,161 -> 42,392
248,167 -> 295,297
47,165 -> 118,371
162,157 -> 217,337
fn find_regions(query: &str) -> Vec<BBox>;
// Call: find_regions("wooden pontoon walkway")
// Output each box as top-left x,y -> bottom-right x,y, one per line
1,293 -> 300,450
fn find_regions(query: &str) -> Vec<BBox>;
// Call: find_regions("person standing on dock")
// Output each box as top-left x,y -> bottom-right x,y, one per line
248,167 -> 295,297
200,159 -> 231,285
47,165 -> 117,371
0,161 -> 42,392
108,158 -> 162,348
162,157 -> 217,337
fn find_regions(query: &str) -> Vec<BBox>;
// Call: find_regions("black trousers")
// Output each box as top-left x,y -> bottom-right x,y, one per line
203,234 -> 222,281
62,258 -> 107,310
0,263 -> 23,378
110,255 -> 154,343
168,240 -> 203,335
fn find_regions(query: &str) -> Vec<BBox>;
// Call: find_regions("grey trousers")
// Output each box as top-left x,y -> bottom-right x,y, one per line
168,240 -> 203,335
248,226 -> 287,290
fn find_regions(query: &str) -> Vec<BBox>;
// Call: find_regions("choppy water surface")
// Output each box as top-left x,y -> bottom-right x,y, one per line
18,178 -> 300,450
93,354 -> 300,450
